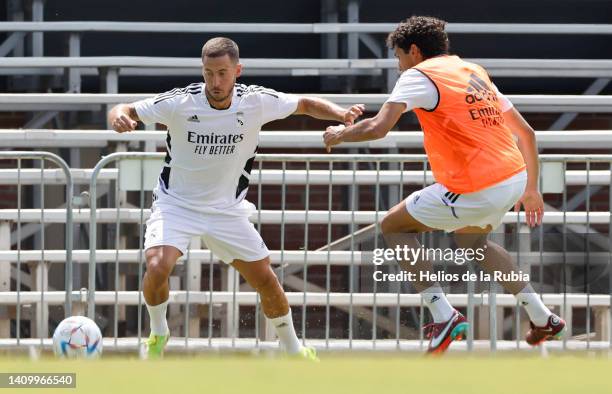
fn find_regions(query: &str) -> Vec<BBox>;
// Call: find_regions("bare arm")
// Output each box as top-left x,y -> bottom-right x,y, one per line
505,106 -> 543,227
294,97 -> 365,125
323,102 -> 405,151
506,107 -> 538,190
108,104 -> 140,133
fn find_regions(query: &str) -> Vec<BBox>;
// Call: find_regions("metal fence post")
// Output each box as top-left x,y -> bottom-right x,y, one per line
0,221 -> 10,337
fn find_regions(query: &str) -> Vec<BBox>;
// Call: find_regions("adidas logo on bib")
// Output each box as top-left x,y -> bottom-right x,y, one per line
187,115 -> 200,122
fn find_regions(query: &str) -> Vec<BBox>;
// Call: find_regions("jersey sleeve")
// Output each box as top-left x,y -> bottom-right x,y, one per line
257,88 -> 299,124
133,89 -> 178,125
492,83 -> 514,112
386,69 -> 438,112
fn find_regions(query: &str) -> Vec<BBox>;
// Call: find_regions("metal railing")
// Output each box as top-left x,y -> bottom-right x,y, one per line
3,57 -> 612,78
0,151 -> 74,346
1,93 -> 610,113
81,152 -> 612,352
1,152 -> 610,351
2,21 -> 612,35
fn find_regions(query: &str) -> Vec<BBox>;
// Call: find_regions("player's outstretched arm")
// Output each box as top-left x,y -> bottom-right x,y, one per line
294,97 -> 365,125
323,102 -> 404,152
505,106 -> 543,227
108,104 -> 140,133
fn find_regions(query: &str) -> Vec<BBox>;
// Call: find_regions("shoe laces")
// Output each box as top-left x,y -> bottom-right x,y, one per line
423,322 -> 444,339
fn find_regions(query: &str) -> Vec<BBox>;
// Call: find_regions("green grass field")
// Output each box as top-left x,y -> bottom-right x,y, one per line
1,353 -> 611,394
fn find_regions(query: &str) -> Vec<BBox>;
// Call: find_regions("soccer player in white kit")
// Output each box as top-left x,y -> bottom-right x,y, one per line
108,37 -> 364,359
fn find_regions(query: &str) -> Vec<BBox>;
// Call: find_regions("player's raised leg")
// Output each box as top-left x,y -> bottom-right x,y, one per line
454,226 -> 566,345
232,258 -> 318,361
381,201 -> 468,354
142,245 -> 182,359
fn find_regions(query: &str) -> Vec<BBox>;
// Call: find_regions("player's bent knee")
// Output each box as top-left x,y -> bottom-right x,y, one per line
145,249 -> 177,283
145,260 -> 173,285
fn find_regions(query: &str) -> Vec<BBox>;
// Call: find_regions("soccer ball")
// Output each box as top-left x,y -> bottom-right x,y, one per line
52,316 -> 103,358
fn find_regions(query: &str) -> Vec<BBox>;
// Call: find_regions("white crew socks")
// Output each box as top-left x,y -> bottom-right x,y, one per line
422,284 -> 455,323
516,284 -> 552,327
146,299 -> 169,336
268,308 -> 302,354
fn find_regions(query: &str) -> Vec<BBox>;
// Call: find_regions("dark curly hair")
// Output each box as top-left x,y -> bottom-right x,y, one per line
386,16 -> 449,59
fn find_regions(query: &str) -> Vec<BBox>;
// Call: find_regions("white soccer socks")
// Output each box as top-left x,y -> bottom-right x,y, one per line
421,283 -> 552,327
516,284 -> 552,327
268,308 -> 302,354
147,300 -> 302,352
422,284 -> 455,323
146,299 -> 170,336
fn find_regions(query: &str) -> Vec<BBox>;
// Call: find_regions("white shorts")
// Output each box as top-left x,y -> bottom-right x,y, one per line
143,201 -> 269,264
405,170 -> 527,232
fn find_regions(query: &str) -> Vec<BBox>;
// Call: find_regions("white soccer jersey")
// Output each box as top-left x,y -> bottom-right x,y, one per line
134,83 -> 299,215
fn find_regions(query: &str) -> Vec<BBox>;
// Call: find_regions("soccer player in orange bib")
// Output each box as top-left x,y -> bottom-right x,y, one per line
323,16 -> 565,354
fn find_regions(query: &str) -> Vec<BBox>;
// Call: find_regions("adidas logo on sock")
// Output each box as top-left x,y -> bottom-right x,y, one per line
521,301 -> 529,306
187,115 -> 200,122
430,295 -> 440,303
276,322 -> 288,328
